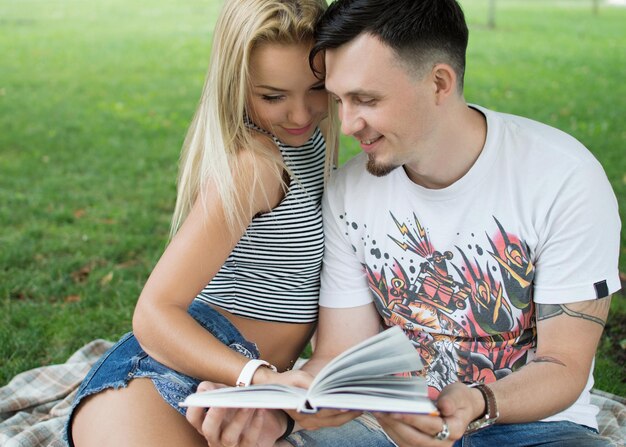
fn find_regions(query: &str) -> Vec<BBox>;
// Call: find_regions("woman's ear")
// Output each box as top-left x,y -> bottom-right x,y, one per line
431,63 -> 457,104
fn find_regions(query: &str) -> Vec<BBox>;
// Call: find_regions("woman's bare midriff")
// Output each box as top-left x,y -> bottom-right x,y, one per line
210,305 -> 316,372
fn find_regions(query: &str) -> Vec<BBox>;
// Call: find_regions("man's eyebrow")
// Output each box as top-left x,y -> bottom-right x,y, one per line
349,89 -> 378,96
327,87 -> 380,98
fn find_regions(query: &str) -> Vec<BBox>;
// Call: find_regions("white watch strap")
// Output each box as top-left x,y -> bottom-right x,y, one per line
236,359 -> 277,387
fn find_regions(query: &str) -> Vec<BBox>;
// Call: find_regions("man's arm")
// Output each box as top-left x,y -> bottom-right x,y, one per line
488,296 -> 610,422
300,304 -> 382,376
288,303 -> 382,431
376,296 -> 612,446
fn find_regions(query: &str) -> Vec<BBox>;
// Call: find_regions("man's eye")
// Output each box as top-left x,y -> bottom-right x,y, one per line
356,97 -> 376,105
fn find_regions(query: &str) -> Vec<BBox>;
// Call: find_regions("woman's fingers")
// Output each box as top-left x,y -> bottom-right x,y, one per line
216,408 -> 255,447
186,404 -> 208,434
240,409 -> 266,447
201,406 -> 231,445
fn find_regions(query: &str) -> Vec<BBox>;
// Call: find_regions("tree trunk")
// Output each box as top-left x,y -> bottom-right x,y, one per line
592,0 -> 600,15
488,0 -> 496,29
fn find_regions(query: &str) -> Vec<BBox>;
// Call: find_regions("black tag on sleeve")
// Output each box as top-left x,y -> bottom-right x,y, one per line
593,280 -> 609,299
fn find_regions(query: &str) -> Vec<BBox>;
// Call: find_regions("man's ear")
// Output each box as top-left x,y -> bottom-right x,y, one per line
431,63 -> 457,104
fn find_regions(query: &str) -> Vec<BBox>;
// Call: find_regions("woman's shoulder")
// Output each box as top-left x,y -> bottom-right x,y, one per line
235,131 -> 282,172
232,132 -> 285,214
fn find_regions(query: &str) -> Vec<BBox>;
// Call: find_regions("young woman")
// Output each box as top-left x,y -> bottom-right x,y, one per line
66,0 -> 336,445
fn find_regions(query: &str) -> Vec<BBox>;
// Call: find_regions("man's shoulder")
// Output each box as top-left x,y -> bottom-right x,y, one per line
336,152 -> 368,175
479,105 -> 602,170
325,153 -> 397,211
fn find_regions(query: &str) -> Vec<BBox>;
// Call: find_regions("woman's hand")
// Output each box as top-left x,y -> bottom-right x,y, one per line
186,381 -> 287,447
251,366 -> 314,388
186,370 -> 315,446
251,368 -> 362,431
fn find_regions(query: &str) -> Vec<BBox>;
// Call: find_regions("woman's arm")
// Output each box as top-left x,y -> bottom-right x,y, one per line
133,144 -> 285,385
185,304 -> 382,445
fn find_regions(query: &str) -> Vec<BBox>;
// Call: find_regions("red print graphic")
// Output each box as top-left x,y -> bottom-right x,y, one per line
362,213 -> 535,394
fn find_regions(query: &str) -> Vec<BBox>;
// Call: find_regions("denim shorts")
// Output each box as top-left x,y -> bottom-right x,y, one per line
64,301 -> 260,445
286,413 -> 397,447
287,418 -> 617,447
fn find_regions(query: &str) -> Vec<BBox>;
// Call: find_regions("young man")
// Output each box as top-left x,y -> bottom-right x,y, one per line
188,1 -> 620,445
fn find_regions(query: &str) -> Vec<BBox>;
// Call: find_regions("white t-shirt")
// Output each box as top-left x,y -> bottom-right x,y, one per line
320,105 -> 621,429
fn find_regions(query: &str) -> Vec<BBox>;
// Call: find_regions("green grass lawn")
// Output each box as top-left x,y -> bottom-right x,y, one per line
1,0 -> 624,395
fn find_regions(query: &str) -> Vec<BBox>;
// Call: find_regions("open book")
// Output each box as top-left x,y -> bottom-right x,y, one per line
181,326 -> 438,415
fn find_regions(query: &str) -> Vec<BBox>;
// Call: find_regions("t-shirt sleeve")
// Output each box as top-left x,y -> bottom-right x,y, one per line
319,175 -> 373,308
532,157 -> 621,303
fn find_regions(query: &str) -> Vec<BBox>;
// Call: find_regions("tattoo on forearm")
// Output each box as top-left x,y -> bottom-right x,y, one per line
529,356 -> 566,367
536,300 -> 609,328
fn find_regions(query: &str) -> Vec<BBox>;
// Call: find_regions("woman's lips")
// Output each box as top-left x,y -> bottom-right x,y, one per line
283,124 -> 312,135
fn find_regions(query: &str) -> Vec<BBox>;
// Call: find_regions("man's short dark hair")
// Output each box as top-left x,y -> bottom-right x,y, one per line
311,0 -> 469,89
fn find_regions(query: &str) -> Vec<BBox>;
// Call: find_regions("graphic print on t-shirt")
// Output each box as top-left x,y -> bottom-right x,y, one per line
344,211 -> 537,394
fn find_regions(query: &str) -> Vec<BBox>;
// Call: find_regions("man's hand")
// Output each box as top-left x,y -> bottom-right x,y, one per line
375,382 -> 484,447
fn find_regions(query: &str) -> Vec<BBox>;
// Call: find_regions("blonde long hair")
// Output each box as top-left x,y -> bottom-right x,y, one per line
171,0 -> 336,237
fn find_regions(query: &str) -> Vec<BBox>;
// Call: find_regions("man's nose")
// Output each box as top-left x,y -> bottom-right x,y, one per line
339,103 -> 365,136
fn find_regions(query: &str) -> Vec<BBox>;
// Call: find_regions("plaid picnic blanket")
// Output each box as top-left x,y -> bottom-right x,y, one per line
592,388 -> 626,446
1,341 -> 624,446
0,340 -> 113,447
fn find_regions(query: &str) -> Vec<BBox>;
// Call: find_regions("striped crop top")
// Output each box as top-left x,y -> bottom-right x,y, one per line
194,125 -> 326,323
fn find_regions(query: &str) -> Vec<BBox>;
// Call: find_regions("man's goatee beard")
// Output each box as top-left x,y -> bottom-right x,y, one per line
366,155 -> 397,177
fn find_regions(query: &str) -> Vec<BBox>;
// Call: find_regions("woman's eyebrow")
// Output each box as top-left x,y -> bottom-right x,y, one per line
255,84 -> 288,92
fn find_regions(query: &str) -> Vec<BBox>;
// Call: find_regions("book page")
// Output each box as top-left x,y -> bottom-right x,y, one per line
314,375 -> 427,395
313,352 -> 420,393
308,326 -> 422,393
181,384 -> 306,410
307,392 -> 437,414
181,327 -> 434,415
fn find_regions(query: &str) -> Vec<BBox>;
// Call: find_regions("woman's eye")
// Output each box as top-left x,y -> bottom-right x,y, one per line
262,95 -> 283,102
311,83 -> 326,91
